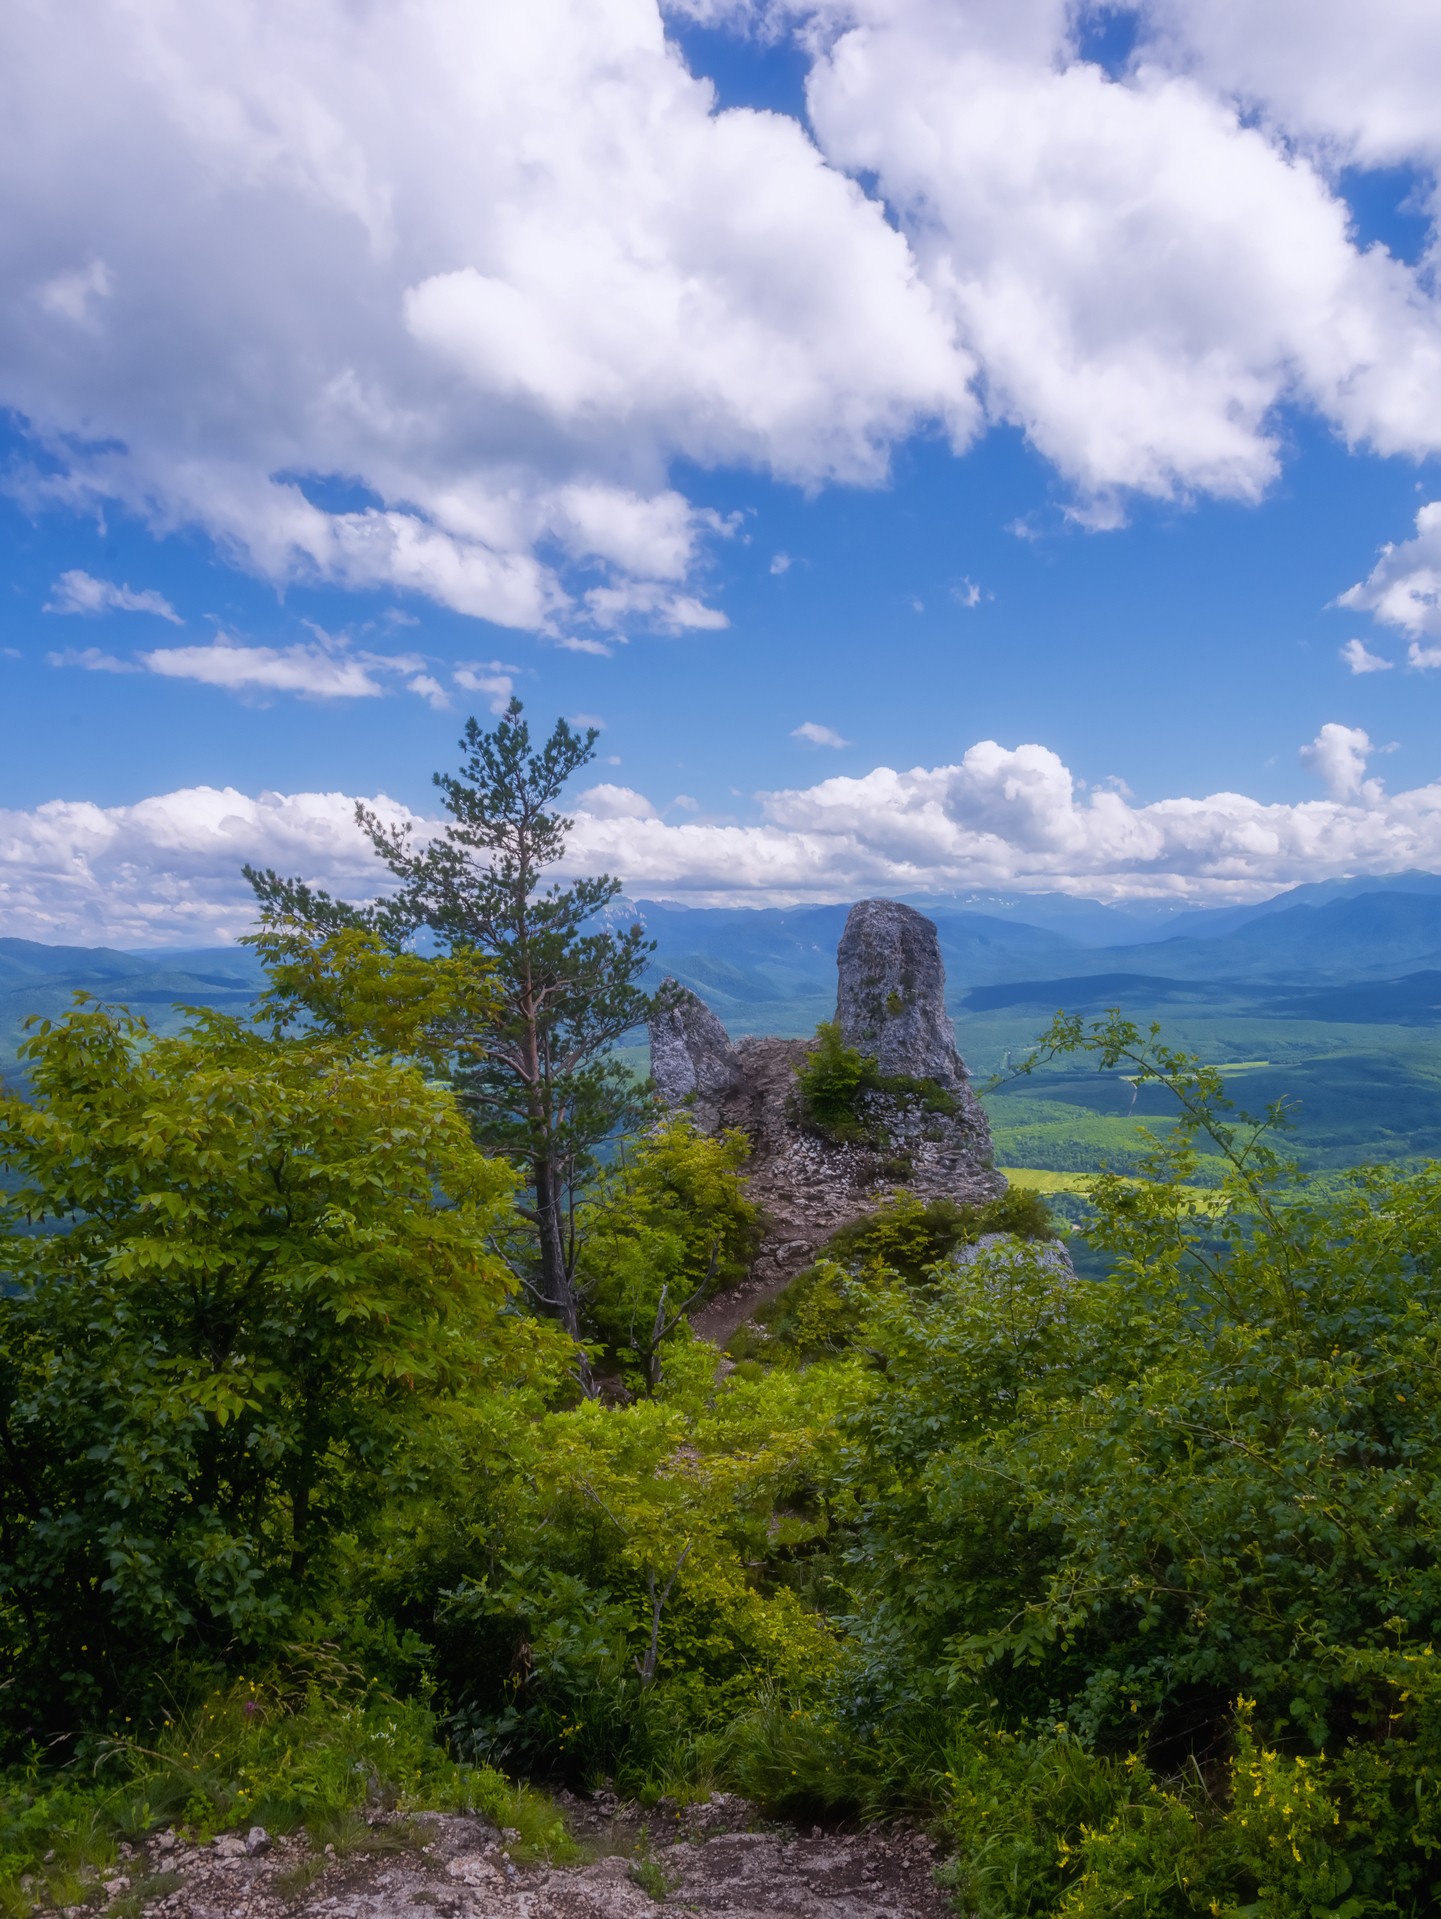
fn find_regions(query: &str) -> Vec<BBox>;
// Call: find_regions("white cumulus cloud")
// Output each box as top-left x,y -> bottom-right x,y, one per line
1300,722 -> 1384,803
453,664 -> 518,713
791,721 -> 850,748
1144,0 -> 1441,173
1340,637 -> 1394,674
575,784 -> 660,821
137,639 -> 395,699
1340,501 -> 1441,642
46,629 -> 463,703
0,0 -> 962,638
4,0 -> 1441,645
0,787 -> 406,945
44,570 -> 182,623
10,728 -> 1441,941
795,0 -> 1441,506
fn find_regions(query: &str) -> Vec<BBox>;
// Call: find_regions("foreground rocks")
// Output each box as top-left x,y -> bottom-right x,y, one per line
654,899 -> 1003,1340
69,1797 -> 947,1919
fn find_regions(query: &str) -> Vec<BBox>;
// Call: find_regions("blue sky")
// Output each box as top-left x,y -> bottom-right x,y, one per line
3,0 -> 1441,942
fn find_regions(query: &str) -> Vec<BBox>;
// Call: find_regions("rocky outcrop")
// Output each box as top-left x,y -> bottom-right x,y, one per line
652,899 -> 1005,1335
649,981 -> 742,1134
836,897 -> 964,1086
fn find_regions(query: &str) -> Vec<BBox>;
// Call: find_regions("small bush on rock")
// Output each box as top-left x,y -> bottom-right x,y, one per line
793,1021 -> 878,1141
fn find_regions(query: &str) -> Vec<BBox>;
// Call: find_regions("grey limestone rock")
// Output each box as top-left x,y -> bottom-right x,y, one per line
836,897 -> 964,1086
652,914 -> 1007,1343
648,978 -> 741,1129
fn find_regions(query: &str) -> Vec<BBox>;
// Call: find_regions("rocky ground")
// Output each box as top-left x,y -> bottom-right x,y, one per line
56,1795 -> 948,1919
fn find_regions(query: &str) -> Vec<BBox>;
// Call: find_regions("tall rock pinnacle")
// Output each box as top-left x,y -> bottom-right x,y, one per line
836,898 -> 965,1086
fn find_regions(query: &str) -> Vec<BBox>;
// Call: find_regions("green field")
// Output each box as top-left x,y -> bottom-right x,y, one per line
997,1166 -> 1107,1193
965,1000 -> 1441,1176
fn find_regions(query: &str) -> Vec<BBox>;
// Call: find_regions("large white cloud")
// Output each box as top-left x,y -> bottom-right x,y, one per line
5,0 -> 1441,639
6,728 -> 1440,942
1144,0 -> 1441,175
1340,501 -> 1441,657
791,0 -> 1441,503
0,788 -> 401,945
0,0 -> 964,636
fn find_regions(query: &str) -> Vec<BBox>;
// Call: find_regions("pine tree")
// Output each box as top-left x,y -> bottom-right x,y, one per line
247,700 -> 654,1340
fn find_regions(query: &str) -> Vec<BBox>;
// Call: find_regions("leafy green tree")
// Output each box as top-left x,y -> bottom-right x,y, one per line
577,1120 -> 760,1393
826,1013 -> 1441,1911
247,701 -> 655,1344
247,920 -> 498,1070
0,995 -> 518,1731
426,1351 -> 853,1782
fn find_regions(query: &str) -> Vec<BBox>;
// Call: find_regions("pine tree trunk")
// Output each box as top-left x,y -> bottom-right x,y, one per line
532,1151 -> 577,1337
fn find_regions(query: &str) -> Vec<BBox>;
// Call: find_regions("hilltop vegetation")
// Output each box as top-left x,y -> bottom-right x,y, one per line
4,716 -> 1441,1916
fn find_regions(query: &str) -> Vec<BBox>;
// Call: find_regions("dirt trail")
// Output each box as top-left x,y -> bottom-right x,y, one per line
82,1795 -> 948,1919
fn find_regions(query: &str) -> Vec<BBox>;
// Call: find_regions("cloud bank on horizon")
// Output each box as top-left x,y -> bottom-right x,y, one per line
3,0 -> 1441,648
3,725 -> 1435,944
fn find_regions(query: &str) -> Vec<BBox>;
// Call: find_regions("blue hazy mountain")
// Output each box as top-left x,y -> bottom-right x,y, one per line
634,900 -> 1088,1033
1157,871 -> 1441,942
1043,891 -> 1441,986
894,872 -> 1441,947
0,938 -> 264,1072
6,872 -> 1441,1069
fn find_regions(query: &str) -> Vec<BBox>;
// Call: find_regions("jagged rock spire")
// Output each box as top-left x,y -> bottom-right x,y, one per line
647,911 -> 1003,1326
836,897 -> 965,1086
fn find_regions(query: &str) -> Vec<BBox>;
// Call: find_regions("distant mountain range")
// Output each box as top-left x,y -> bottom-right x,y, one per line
6,871 -> 1441,1071
0,939 -> 264,1071
638,880 -> 1441,1032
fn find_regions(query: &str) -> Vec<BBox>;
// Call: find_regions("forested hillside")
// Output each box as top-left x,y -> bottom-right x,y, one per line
5,714 -> 1441,1917
12,869 -> 1441,1183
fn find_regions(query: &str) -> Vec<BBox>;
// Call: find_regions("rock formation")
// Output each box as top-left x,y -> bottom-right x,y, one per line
651,898 -> 1005,1333
836,896 -> 964,1085
649,982 -> 741,1134
125,1797 -> 948,1919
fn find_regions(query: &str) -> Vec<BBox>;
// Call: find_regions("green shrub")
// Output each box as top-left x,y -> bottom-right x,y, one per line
751,1189 -> 1058,1362
794,1022 -> 879,1141
577,1120 -> 760,1392
822,1186 -> 1054,1276
822,1015 -> 1441,1911
793,1023 -> 965,1144
0,1000 -> 521,1735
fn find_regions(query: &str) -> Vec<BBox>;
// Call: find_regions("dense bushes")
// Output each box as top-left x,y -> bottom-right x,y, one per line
735,1187 -> 1055,1362
7,979 -> 1441,1915
783,1016 -> 1441,1912
577,1122 -> 760,1391
0,999 -> 521,1731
